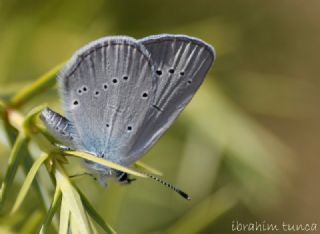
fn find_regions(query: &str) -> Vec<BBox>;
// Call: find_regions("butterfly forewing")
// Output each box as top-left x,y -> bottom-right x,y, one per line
126,35 -> 215,164
59,37 -> 156,164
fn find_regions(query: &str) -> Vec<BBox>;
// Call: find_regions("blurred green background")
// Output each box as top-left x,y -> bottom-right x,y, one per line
0,0 -> 319,233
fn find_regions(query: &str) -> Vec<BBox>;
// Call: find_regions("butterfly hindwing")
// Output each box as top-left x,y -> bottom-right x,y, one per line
125,34 -> 215,164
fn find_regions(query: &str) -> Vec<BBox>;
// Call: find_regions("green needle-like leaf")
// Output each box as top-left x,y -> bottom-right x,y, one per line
23,104 -> 47,134
64,150 -> 147,178
88,218 -> 99,234
59,197 -> 70,234
0,132 -> 28,210
22,153 -> 49,212
134,161 -> 163,176
77,189 -> 117,234
2,115 -> 19,146
39,186 -> 62,234
20,210 -> 44,234
70,213 -> 80,234
11,153 -> 49,214
55,163 -> 91,234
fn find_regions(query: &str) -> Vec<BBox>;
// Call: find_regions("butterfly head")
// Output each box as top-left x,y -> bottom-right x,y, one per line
114,171 -> 137,184
83,159 -> 135,185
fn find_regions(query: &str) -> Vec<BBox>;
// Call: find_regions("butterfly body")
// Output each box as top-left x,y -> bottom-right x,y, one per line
41,34 -> 215,187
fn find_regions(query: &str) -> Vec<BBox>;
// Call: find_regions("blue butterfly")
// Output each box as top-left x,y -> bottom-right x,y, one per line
41,34 -> 215,199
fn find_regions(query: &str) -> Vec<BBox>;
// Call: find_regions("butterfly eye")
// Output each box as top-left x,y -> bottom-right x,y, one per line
127,126 -> 132,131
123,76 -> 129,81
180,71 -> 185,76
169,68 -> 174,74
112,78 -> 118,84
106,123 -> 110,127
73,100 -> 79,106
156,70 -> 162,76
187,80 -> 192,84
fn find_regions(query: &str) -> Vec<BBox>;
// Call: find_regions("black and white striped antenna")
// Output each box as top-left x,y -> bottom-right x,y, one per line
144,173 -> 191,200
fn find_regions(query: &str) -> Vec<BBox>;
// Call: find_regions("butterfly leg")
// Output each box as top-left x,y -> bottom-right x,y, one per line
69,172 -> 97,180
40,107 -> 77,148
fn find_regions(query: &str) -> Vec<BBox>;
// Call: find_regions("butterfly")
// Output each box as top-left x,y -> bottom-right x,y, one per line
40,34 -> 215,200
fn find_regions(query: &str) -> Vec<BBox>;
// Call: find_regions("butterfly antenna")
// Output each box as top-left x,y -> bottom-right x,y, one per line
144,173 -> 191,200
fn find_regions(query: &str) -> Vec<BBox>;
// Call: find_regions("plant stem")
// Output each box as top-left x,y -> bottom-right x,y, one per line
9,63 -> 64,108
0,133 -> 28,210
